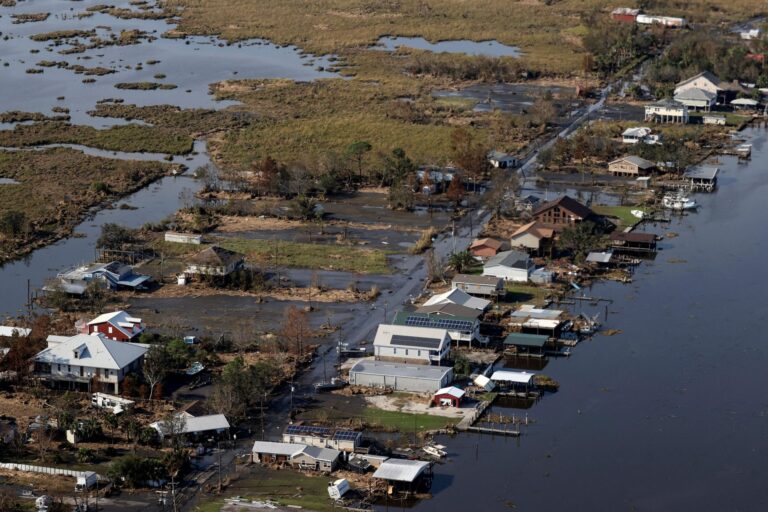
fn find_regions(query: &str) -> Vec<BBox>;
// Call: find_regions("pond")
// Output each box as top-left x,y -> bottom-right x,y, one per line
375,36 -> 521,58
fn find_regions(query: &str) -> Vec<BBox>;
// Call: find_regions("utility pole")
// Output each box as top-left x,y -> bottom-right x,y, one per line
218,441 -> 222,492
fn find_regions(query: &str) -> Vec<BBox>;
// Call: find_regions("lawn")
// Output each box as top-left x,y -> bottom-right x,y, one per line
362,407 -> 461,432
591,205 -> 644,228
196,468 -> 338,512
216,237 -> 392,274
503,283 -> 550,306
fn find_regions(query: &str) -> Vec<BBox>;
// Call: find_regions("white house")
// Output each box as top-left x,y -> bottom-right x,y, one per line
150,413 -> 230,440
482,250 -> 534,282
622,127 -> 653,145
674,71 -> 722,97
185,246 -> 244,277
636,14 -> 685,27
422,288 -> 491,311
487,150 -> 517,169
674,88 -> 716,111
33,334 -> 147,393
373,324 -> 451,365
644,99 -> 689,123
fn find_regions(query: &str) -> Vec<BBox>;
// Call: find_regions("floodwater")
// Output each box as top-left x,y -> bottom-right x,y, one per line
403,125 -> 768,510
0,0 -> 339,126
0,139 -> 211,318
434,83 -> 577,114
0,0 -> 339,317
376,36 -> 521,58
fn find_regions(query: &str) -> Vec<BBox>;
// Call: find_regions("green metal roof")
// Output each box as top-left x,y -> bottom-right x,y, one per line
503,332 -> 549,348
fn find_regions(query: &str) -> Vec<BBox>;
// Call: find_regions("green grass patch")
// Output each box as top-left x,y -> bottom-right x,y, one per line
362,407 -> 460,432
215,237 -> 391,274
503,283 -> 549,306
591,205 -> 644,228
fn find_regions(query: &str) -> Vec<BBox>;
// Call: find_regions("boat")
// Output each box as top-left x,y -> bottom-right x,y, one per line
662,193 -> 697,211
422,443 -> 447,458
314,377 -> 348,392
630,209 -> 645,219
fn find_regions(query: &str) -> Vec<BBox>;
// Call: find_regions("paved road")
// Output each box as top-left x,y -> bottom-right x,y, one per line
177,76 -> 620,512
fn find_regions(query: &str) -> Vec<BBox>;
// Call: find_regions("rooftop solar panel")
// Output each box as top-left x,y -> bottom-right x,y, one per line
404,315 -> 473,333
390,334 -> 442,349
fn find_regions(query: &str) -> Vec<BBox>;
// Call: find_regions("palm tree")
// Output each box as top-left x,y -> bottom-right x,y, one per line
448,251 -> 475,273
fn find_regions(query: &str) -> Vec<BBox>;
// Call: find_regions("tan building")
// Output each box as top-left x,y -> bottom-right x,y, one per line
509,221 -> 555,253
608,156 -> 655,177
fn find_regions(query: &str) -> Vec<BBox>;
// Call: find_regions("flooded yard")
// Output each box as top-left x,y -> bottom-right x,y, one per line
375,36 -> 521,58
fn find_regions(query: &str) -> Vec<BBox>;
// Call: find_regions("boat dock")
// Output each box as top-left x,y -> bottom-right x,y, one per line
465,425 -> 521,437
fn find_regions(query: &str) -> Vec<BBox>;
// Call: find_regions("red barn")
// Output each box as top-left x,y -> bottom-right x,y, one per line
611,7 -> 640,23
87,311 -> 144,342
432,386 -> 465,408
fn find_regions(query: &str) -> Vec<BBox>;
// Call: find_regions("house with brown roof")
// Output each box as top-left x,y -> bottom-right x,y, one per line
608,156 -> 655,177
610,231 -> 658,253
532,196 -> 594,228
185,246 -> 244,277
469,238 -> 504,259
509,221 -> 554,254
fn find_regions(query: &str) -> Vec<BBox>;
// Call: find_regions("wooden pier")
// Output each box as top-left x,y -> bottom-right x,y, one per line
465,425 -> 521,437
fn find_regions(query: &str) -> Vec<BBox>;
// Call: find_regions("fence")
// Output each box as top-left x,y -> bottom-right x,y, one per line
0,462 -> 101,480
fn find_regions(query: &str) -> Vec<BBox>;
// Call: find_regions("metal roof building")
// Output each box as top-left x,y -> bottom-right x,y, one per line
490,370 -> 535,385
349,360 -> 453,393
373,324 -> 451,365
373,459 -> 431,483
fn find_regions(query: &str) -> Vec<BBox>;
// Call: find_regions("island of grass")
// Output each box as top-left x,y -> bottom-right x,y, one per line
115,82 -> 178,90
30,29 -> 95,41
0,122 -> 194,154
0,147 -> 179,264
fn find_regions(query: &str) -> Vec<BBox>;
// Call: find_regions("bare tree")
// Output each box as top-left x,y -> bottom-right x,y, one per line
280,306 -> 310,358
143,344 -> 169,400
425,249 -> 445,284
32,425 -> 55,463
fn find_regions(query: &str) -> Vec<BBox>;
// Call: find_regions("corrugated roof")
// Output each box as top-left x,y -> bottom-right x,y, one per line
373,459 -> 431,482
350,360 -> 452,381
484,250 -> 531,270
684,165 -> 719,180
151,414 -> 230,435
35,334 -> 147,370
676,71 -> 722,89
674,87 -> 716,101
416,302 -> 483,319
610,155 -> 655,169
490,370 -> 534,384
511,305 -> 563,320
586,251 -> 614,264
622,127 -> 651,137
503,332 -> 549,348
87,310 -> 142,338
252,441 -> 306,457
423,288 -> 490,311
434,386 -> 465,399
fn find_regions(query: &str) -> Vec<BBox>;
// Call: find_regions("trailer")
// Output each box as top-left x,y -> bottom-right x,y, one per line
75,471 -> 98,491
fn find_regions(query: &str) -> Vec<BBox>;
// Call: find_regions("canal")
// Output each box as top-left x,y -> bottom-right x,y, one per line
409,126 -> 768,511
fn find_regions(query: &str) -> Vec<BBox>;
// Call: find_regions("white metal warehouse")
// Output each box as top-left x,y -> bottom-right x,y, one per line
348,360 -> 453,393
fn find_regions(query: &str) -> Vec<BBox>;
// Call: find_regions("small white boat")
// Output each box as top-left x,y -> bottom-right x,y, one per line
662,193 -> 697,211
423,443 -> 447,458
630,209 -> 645,219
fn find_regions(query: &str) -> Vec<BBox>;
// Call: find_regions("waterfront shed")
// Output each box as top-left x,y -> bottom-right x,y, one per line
610,232 -> 657,253
373,459 -> 432,494
348,360 -> 453,393
490,370 -> 535,388
503,332 -> 549,356
684,165 -> 719,191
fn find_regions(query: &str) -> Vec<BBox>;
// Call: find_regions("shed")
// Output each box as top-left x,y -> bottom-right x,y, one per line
503,332 -> 549,356
610,232 -> 657,252
432,386 -> 465,407
490,370 -> 535,388
349,360 -> 453,393
164,232 -> 202,245
452,274 -> 504,296
373,459 -> 432,493
487,150 -> 518,169
586,250 -> 616,267
473,374 -> 496,391
684,165 -> 719,191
